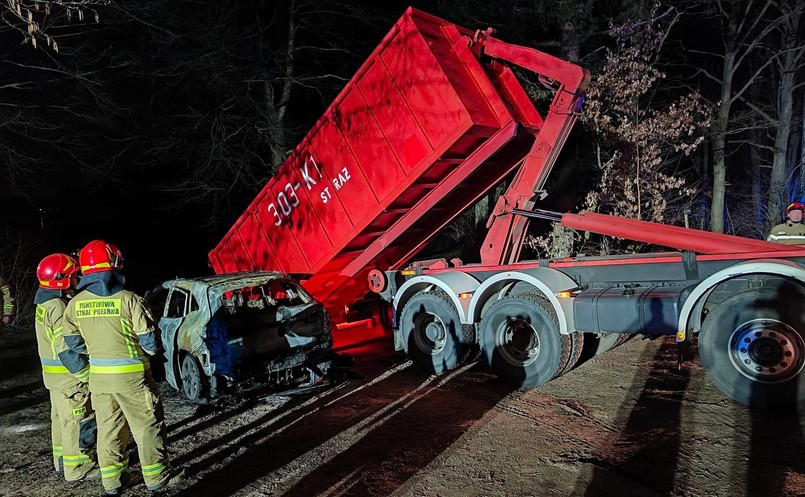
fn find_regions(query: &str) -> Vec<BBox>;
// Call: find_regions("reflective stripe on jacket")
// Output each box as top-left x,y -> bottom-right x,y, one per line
35,299 -> 83,390
767,221 -> 805,245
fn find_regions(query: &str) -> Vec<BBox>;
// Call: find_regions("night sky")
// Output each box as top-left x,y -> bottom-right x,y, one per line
2,191 -> 218,295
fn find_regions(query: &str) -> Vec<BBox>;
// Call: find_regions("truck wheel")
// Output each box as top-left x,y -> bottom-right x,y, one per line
699,287 -> 805,409
179,353 -> 211,402
561,331 -> 585,376
480,293 -> 570,388
592,333 -> 631,356
399,290 -> 465,374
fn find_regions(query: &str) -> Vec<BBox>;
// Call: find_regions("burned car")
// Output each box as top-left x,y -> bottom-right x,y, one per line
146,271 -> 334,402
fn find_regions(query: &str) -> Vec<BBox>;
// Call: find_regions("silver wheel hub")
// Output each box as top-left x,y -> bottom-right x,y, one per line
496,318 -> 540,366
413,314 -> 447,355
729,319 -> 804,383
182,359 -> 201,398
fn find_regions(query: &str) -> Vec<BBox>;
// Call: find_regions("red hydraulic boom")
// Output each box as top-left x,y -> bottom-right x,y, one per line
514,208 -> 793,255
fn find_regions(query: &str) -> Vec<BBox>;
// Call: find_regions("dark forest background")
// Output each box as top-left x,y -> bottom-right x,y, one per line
1,0 -> 803,318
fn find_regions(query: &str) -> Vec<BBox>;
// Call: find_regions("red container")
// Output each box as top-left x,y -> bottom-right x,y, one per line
209,8 -> 550,319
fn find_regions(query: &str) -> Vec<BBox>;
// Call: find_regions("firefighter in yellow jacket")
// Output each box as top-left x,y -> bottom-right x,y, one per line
767,201 -> 805,244
0,273 -> 15,333
0,273 -> 15,373
62,240 -> 183,495
34,253 -> 99,481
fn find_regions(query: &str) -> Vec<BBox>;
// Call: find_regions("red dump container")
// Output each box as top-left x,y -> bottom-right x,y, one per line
209,8 -> 546,319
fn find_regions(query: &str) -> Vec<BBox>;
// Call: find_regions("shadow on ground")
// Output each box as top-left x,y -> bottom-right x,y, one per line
170,359 -> 511,497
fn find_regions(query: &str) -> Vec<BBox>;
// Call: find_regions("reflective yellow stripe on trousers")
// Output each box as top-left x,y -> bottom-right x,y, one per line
101,462 -> 126,478
64,454 -> 91,467
142,462 -> 166,477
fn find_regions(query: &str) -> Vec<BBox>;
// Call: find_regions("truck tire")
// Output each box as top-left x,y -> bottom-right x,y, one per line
527,292 -> 582,376
561,331 -> 585,376
592,333 -> 631,356
699,287 -> 805,409
480,293 -> 571,388
399,290 -> 465,374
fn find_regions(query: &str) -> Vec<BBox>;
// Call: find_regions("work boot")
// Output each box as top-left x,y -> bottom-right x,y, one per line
146,468 -> 185,492
104,472 -> 130,496
76,467 -> 102,482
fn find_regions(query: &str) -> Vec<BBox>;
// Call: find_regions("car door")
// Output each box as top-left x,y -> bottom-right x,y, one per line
159,287 -> 191,389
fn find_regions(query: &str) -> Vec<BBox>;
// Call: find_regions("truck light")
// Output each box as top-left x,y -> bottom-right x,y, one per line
458,292 -> 473,299
556,286 -> 585,299
676,331 -> 686,340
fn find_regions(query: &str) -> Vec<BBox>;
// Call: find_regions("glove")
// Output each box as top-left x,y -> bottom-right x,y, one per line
1,315 -> 12,326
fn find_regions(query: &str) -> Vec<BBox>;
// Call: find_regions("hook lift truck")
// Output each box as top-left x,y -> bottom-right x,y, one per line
209,8 -> 805,409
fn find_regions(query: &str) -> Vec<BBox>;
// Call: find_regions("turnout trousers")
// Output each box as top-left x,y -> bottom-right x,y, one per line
93,379 -> 172,492
48,382 -> 97,480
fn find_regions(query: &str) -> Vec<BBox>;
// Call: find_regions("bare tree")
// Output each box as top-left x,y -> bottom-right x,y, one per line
529,3 -> 710,257
0,228 -> 38,325
718,1 -> 805,229
800,95 -> 805,197
763,1 -> 804,223
582,6 -> 709,219
2,0 -> 106,51
1,0 -> 122,199
104,0 -> 383,225
692,0 -> 781,233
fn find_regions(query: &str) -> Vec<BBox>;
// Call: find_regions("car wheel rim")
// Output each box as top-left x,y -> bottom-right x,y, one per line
181,358 -> 201,399
728,318 -> 805,383
495,318 -> 539,367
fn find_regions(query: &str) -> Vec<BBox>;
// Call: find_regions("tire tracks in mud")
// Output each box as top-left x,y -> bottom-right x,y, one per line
434,341 -> 741,497
436,367 -> 621,463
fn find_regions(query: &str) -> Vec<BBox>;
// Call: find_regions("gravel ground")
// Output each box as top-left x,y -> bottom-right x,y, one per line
2,325 -> 805,497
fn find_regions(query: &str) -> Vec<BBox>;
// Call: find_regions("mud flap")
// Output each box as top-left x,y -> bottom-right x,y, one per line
677,336 -> 691,371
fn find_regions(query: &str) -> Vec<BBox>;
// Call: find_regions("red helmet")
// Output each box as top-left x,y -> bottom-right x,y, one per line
37,253 -> 78,290
786,202 -> 805,215
79,240 -> 124,274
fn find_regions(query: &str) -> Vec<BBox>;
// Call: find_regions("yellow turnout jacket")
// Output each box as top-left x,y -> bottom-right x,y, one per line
62,275 -> 160,393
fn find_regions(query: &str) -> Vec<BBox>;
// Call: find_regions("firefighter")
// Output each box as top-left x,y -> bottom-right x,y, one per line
61,240 -> 183,495
0,273 -> 15,374
0,272 -> 15,333
34,253 -> 99,481
767,201 -> 805,244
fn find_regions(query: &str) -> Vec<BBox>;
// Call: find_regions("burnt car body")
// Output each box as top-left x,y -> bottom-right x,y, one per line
146,271 -> 333,401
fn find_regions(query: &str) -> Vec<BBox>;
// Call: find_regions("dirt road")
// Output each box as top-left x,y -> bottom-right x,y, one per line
2,326 -> 805,497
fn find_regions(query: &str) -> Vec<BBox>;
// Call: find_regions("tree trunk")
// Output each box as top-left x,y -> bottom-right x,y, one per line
766,9 -> 800,225
264,0 -> 296,172
560,21 -> 581,62
474,196 -> 489,230
800,95 -> 805,199
699,140 -> 710,230
749,126 -> 764,226
709,27 -> 738,234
